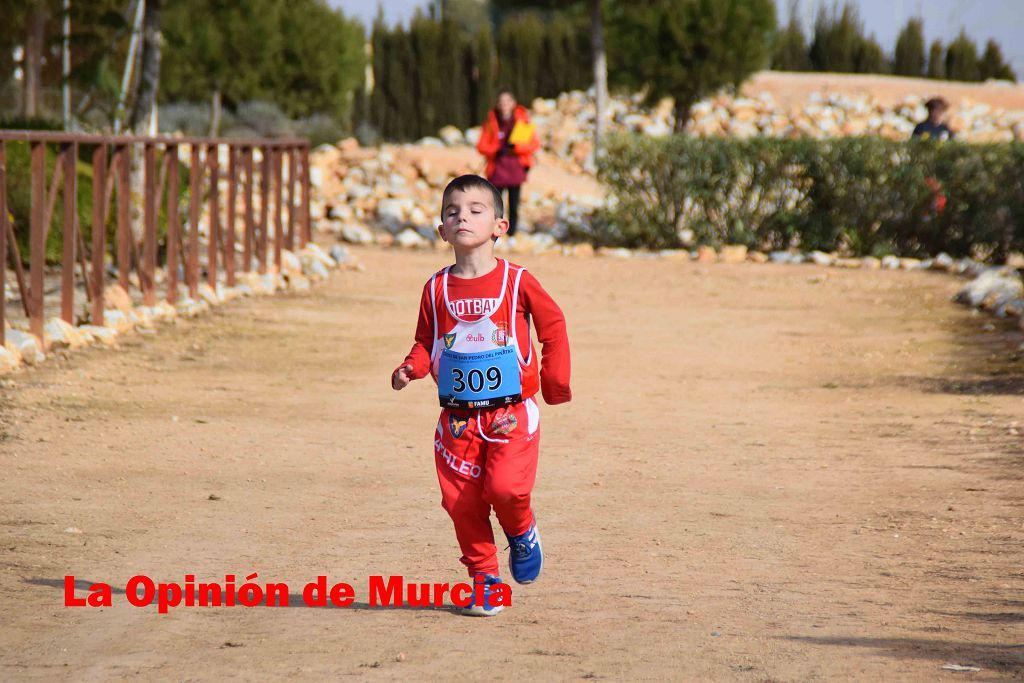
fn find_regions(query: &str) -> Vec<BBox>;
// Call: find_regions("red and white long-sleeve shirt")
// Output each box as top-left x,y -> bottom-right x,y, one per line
398,259 -> 572,405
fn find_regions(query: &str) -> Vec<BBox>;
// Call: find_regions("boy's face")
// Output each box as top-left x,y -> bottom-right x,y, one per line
437,187 -> 509,250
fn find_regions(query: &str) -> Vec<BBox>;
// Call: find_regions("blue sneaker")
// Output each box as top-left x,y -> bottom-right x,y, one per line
506,521 -> 543,584
460,574 -> 505,617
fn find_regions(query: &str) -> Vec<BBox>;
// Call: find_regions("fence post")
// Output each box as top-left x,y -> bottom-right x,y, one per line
166,143 -> 179,305
0,142 -> 7,346
207,143 -> 219,289
115,145 -> 131,293
142,142 -> 157,306
60,142 -> 77,323
90,144 -> 107,326
226,146 -> 236,286
243,146 -> 254,273
273,148 -> 283,273
259,146 -> 269,273
187,143 -> 201,299
29,141 -> 45,343
301,144 -> 311,247
287,147 -> 296,252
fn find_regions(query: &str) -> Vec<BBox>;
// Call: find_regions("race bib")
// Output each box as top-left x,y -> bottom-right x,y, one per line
438,346 -> 522,409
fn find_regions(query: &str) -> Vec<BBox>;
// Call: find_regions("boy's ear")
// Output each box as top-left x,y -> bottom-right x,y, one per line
437,223 -> 448,242
492,217 -> 510,239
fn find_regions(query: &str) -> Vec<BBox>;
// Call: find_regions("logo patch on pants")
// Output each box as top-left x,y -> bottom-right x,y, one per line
448,414 -> 468,439
490,412 -> 517,435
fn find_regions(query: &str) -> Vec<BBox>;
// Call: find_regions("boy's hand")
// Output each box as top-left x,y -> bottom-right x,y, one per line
392,364 -> 414,390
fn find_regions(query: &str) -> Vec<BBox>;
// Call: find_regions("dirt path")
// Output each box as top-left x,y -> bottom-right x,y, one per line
2,247 -> 1022,680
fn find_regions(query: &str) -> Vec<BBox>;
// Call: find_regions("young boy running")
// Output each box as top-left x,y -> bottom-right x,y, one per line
392,175 -> 572,616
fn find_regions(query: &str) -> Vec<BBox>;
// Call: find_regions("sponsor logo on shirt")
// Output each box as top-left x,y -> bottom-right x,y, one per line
492,322 -> 508,347
465,333 -> 485,342
449,298 -> 500,317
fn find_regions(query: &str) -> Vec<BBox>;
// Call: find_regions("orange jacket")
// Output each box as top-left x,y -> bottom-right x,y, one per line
476,105 -> 540,178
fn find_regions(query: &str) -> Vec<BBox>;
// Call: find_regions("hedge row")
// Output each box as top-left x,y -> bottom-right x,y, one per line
592,135 -> 1024,260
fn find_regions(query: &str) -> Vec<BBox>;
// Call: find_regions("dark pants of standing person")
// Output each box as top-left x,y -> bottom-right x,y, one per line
497,185 -> 521,237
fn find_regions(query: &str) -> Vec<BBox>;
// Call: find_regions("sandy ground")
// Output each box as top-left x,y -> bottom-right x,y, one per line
742,71 -> 1024,110
1,246 -> 1023,681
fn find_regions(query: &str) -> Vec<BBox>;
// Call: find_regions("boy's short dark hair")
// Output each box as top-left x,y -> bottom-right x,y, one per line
925,96 -> 949,113
441,174 -> 504,219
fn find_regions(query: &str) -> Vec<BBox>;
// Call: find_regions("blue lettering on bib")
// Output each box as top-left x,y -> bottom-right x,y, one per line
438,346 -> 522,409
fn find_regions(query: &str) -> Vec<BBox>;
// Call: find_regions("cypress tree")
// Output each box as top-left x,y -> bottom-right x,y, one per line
977,39 -> 1016,82
772,2 -> 810,71
808,3 -> 862,73
927,39 -> 944,79
945,30 -> 979,82
892,18 -> 925,77
854,34 -> 887,74
472,24 -> 497,121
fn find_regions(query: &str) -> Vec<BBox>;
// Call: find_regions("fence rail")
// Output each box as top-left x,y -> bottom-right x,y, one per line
0,130 -> 312,348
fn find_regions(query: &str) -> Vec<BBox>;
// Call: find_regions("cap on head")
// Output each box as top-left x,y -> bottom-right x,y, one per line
441,174 -> 504,219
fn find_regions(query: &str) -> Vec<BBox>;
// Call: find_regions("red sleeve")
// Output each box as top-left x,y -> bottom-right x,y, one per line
394,280 -> 433,383
520,271 -> 572,405
476,119 -> 501,158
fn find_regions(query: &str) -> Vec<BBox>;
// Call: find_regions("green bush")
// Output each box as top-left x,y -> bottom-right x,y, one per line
5,141 -> 190,265
595,134 -> 1024,259
5,141 -> 96,264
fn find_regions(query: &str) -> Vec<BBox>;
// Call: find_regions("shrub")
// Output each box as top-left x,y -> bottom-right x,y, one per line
596,134 -> 1024,259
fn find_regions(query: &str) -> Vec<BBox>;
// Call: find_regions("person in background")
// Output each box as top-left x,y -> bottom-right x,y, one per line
912,97 -> 955,140
476,89 -> 540,241
912,97 -> 953,218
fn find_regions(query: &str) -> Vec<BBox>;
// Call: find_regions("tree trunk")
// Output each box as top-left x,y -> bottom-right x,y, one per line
209,88 -> 222,137
590,0 -> 607,157
128,0 -> 162,134
673,99 -> 692,133
23,6 -> 47,117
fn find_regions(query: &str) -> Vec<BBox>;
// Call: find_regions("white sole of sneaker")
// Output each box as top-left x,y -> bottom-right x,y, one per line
461,604 -> 504,617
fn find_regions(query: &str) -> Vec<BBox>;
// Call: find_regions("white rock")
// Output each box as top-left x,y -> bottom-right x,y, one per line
954,267 -> 1024,307
44,317 -> 88,349
6,330 -> 44,365
809,250 -> 833,266
280,249 -> 302,275
880,255 -> 901,269
396,228 -> 428,249
78,325 -> 118,346
0,345 -> 21,372
439,125 -> 465,146
341,222 -> 374,244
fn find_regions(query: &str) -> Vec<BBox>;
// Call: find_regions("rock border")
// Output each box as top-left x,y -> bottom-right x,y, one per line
0,243 -> 360,375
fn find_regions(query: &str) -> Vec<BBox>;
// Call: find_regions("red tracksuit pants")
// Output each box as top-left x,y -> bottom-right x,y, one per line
433,397 -> 540,578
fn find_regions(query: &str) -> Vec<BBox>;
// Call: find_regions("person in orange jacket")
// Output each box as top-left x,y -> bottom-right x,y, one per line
476,89 -> 540,238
